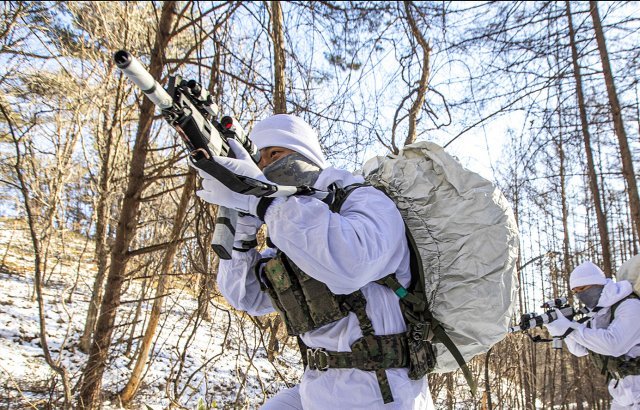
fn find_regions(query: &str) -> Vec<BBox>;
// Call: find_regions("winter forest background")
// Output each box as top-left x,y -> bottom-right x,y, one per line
0,1 -> 639,409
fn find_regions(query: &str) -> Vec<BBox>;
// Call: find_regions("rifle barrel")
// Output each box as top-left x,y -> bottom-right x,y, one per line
114,50 -> 173,110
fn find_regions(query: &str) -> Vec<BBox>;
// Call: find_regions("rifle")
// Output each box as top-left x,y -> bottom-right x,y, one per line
113,50 -> 324,259
509,297 -> 588,348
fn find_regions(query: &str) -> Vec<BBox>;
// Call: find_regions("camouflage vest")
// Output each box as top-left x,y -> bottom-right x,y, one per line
254,185 -> 436,404
588,294 -> 640,380
259,252 -> 353,336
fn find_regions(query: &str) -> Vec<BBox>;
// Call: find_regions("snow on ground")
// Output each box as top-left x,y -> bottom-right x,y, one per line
0,219 -> 303,409
0,218 -> 554,409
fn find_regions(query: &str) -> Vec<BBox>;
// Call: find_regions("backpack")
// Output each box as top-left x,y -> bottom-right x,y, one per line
361,141 -> 520,380
617,254 -> 640,296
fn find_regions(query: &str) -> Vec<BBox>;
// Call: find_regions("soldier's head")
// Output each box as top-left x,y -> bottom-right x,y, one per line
250,114 -> 326,186
570,261 -> 606,308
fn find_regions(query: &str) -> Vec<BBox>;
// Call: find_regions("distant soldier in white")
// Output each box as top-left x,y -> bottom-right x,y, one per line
194,114 -> 434,409
545,261 -> 640,409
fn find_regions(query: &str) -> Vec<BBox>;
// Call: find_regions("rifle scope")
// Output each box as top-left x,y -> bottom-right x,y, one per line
113,50 -> 173,110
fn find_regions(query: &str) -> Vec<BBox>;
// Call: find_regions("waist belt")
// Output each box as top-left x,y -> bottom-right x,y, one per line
304,334 -> 411,404
306,334 -> 410,371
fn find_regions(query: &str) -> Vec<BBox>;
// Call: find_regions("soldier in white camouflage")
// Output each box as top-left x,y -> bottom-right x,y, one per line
195,114 -> 434,409
545,261 -> 640,409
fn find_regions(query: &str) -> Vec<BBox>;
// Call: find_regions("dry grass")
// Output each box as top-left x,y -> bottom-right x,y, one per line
0,217 -> 97,278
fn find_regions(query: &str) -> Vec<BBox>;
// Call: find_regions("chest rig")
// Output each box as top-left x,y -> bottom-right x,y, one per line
587,294 -> 640,381
254,184 -> 435,404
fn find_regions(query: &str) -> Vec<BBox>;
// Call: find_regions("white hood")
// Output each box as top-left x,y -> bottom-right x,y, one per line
597,278 -> 634,308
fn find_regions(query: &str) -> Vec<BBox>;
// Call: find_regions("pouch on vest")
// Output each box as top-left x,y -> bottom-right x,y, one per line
261,254 -> 348,335
406,321 -> 436,379
587,294 -> 640,380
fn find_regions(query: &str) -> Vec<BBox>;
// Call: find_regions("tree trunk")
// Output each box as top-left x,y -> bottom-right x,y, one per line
80,74 -> 122,352
120,171 -> 195,404
77,3 -> 177,408
589,0 -> 640,246
446,373 -> 454,410
483,347 -> 493,410
267,316 -> 282,362
270,1 -> 287,114
403,1 -> 431,147
556,90 -> 575,287
559,134 -> 572,276
572,355 -> 585,409
566,1 -> 613,277
124,277 -> 147,358
2,104 -> 73,408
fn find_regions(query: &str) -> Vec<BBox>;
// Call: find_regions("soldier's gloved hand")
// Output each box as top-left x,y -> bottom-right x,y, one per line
233,215 -> 263,251
215,139 -> 268,182
195,168 -> 261,215
545,308 -> 577,336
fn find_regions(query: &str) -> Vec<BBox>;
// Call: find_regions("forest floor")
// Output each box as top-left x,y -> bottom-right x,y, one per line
0,218 -> 303,409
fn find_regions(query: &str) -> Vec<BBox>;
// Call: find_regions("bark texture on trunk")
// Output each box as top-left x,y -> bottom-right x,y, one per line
77,3 -> 177,408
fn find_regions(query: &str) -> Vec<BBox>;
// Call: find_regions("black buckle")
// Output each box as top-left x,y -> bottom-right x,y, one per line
307,348 -> 329,371
411,322 -> 431,341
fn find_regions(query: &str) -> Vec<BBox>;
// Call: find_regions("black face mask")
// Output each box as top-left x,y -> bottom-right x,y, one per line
262,152 -> 321,187
576,285 -> 604,309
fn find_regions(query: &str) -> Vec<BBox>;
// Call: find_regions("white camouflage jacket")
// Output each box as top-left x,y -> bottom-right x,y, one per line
565,279 -> 640,408
218,166 -> 433,409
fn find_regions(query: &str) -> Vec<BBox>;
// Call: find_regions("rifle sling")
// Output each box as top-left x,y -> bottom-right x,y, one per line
193,157 -> 278,197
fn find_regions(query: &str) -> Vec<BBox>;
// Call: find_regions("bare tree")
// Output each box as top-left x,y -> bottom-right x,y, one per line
80,69 -> 130,352
1,104 -> 73,408
270,1 -> 287,114
120,171 -> 195,404
402,1 -> 431,147
566,0 -> 613,277
77,2 -> 178,407
589,0 -> 640,244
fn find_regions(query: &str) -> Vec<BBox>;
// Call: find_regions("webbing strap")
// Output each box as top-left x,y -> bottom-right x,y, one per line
342,291 -> 374,337
328,185 -> 397,404
193,157 -> 278,197
431,320 -> 477,395
325,184 -> 414,403
340,291 -> 395,403
327,183 -> 367,213
377,275 -> 423,306
306,335 -> 410,370
378,271 -> 477,396
610,293 -> 638,322
376,369 -> 393,403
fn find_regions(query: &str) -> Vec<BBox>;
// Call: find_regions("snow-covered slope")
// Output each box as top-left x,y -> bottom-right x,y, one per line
0,219 -> 303,409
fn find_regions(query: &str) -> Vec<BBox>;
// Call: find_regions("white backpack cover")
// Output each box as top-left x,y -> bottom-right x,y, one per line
617,254 -> 640,295
362,141 -> 520,372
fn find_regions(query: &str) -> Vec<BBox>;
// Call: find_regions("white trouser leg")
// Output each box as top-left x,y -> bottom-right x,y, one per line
261,385 -> 302,410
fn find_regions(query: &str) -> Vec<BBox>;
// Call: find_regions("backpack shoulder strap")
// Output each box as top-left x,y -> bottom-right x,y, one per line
610,293 -> 639,322
327,182 -> 367,213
